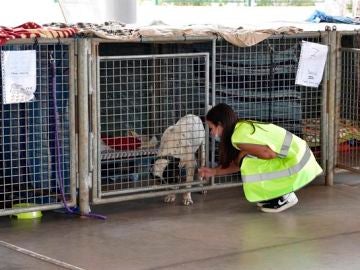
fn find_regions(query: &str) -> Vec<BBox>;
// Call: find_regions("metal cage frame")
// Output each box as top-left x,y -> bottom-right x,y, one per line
334,31 -> 360,175
213,32 -> 330,184
83,32 -> 331,209
0,38 -> 77,216
89,39 -> 218,205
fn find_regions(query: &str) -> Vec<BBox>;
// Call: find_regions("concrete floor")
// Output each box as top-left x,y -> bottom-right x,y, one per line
0,172 -> 360,270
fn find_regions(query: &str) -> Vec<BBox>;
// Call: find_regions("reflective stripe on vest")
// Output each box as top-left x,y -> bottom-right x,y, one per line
242,146 -> 311,183
278,131 -> 293,158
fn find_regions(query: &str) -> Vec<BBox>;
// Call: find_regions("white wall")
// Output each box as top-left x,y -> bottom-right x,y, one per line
59,0 -> 137,24
0,0 -> 355,28
136,4 -> 315,26
0,0 -> 137,26
0,0 -> 63,26
102,0 -> 137,23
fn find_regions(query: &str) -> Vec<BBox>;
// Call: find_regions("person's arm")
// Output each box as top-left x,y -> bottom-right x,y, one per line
198,150 -> 247,179
199,162 -> 239,179
236,143 -> 276,159
234,150 -> 248,165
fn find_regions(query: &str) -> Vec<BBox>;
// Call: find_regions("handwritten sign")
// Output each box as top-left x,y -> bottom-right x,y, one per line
295,41 -> 328,88
1,50 -> 36,104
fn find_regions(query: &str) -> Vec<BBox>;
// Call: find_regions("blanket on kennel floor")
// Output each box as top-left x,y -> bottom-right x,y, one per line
303,118 -> 360,147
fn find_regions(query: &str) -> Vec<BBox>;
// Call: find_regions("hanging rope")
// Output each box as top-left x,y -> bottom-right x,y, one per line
49,51 -> 106,220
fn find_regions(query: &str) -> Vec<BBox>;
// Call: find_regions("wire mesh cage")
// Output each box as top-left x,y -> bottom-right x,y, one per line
336,33 -> 360,173
214,33 -> 326,184
0,40 -> 76,215
94,50 -> 209,203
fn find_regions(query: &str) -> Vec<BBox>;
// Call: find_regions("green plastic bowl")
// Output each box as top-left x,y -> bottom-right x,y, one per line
12,203 -> 43,219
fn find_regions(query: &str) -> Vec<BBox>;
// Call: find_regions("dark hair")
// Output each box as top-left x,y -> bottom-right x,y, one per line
206,103 -> 240,168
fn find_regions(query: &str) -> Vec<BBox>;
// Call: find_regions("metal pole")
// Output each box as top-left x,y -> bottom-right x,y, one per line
321,32 -> 328,182
92,42 -> 99,202
326,29 -> 337,186
57,0 -> 68,23
211,39 -> 216,185
69,40 -> 78,204
78,39 -> 91,214
334,31 -> 342,174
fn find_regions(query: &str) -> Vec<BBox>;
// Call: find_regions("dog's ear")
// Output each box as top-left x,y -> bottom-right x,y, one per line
152,159 -> 169,179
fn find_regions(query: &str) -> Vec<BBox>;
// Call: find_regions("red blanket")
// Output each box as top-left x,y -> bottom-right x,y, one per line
0,22 -> 77,45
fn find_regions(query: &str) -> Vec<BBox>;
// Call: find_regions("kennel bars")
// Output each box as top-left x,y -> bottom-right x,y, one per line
83,32 -> 331,209
214,32 -> 330,184
1,30 -> 359,216
90,40 -> 213,205
0,39 -> 77,216
335,31 -> 360,175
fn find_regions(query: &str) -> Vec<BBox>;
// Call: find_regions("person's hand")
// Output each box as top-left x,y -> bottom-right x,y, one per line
198,167 -> 216,180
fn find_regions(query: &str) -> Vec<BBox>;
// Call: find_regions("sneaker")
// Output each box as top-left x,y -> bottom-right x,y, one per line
256,202 -> 266,207
256,197 -> 279,207
260,192 -> 298,213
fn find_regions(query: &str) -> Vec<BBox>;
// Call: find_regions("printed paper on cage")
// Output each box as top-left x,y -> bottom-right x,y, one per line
1,50 -> 36,104
295,41 -> 328,88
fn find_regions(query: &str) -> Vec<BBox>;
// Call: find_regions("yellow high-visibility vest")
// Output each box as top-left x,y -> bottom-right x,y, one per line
231,121 -> 323,202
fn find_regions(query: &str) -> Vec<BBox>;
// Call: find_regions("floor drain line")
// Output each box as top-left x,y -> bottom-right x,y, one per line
0,240 -> 85,270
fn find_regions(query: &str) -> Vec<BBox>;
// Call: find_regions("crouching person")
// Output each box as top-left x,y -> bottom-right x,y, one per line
199,103 -> 323,213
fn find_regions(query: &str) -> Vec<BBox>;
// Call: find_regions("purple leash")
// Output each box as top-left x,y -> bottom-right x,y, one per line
50,52 -> 106,220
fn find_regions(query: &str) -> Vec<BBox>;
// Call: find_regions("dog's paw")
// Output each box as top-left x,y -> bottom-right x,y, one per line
164,194 -> 176,203
182,193 -> 193,206
183,198 -> 194,206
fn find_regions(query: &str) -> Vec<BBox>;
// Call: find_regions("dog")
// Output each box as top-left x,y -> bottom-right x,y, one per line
152,114 -> 205,205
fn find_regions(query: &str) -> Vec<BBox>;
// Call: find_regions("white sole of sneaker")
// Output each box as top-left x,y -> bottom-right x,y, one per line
260,196 -> 299,213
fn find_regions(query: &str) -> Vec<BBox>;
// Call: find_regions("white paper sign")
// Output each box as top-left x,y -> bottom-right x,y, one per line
1,50 -> 36,104
295,41 -> 328,88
